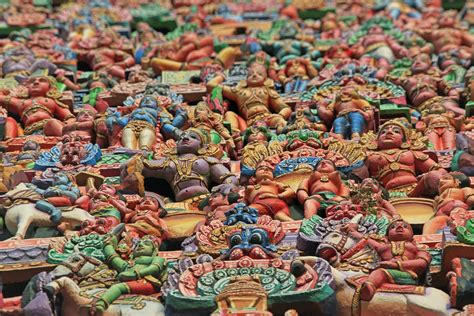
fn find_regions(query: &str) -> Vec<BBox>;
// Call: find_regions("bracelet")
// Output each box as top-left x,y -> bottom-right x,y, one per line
106,253 -> 119,264
4,95 -> 12,107
396,260 -> 404,271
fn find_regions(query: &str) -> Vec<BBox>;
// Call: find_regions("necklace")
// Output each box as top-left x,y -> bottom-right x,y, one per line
390,241 -> 406,257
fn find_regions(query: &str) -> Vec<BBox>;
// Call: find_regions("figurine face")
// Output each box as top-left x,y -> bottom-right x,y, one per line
53,173 -> 69,185
316,159 -> 336,173
439,174 -> 459,192
177,130 -> 203,154
135,197 -> 159,211
140,96 -> 158,109
439,14 -> 455,28
226,227 -> 276,259
224,203 -> 258,225
387,220 -> 413,241
411,54 -> 431,73
377,125 -> 405,150
22,140 -> 40,151
255,166 -> 273,180
98,184 -> 116,196
209,192 -> 227,208
26,76 -> 51,97
368,25 -> 383,35
78,111 -> 95,122
361,178 -> 380,193
98,34 -> 113,47
246,66 -> 267,87
133,238 -> 156,257
195,105 -> 210,118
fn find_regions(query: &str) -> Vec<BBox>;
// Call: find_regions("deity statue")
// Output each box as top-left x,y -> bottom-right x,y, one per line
93,234 -> 166,312
351,178 -> 398,218
415,100 -> 461,150
72,30 -> 134,81
123,196 -> 168,241
419,10 -> 474,55
135,128 -> 238,205
0,75 -> 75,137
363,119 -> 447,197
344,218 -> 431,301
244,164 -> 295,222
352,25 -> 409,78
106,95 -> 173,151
317,86 -> 374,140
28,172 -> 81,224
388,53 -> 464,116
77,184 -> 126,235
297,159 -> 350,218
202,190 -> 241,223
207,64 -> 292,132
277,57 -> 318,93
186,103 -> 235,150
424,172 -> 474,234
150,42 -> 240,73
62,105 -> 109,148
1,45 -> 57,78
282,102 -> 326,133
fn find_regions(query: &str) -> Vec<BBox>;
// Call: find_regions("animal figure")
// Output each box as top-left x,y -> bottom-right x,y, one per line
2,183 -> 94,239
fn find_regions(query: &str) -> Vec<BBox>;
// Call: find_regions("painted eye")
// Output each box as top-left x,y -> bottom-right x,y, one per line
230,234 -> 242,247
249,232 -> 263,244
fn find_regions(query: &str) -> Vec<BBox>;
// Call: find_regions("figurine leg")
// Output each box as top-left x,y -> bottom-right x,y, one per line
427,132 -> 441,151
284,81 -> 295,94
360,269 -> 389,301
35,200 -> 62,223
275,211 -> 294,222
333,116 -> 349,139
44,119 -> 65,137
348,112 -> 366,140
150,58 -> 184,74
139,128 -> 156,151
297,80 -> 309,93
94,283 -> 130,312
441,129 -> 456,150
121,128 -> 138,150
5,117 -> 19,138
304,199 -> 320,218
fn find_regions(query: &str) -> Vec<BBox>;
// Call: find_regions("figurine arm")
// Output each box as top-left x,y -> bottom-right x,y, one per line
108,198 -> 131,215
54,103 -> 75,122
463,188 -> 474,207
345,225 -> 384,250
0,95 -> 23,115
210,161 -> 239,186
461,32 -> 474,47
135,257 -> 166,278
206,75 -> 236,102
399,249 -> 431,275
268,91 -> 291,119
103,243 -> 128,272
297,178 -> 310,204
277,183 -> 295,200
317,102 -> 335,124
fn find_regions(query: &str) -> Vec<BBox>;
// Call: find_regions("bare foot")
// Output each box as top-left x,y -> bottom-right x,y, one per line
360,281 -> 376,301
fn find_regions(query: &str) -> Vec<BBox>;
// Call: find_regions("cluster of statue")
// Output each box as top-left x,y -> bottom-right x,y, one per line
0,1 -> 474,316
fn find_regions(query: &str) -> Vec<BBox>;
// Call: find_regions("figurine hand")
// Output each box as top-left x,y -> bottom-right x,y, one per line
213,183 -> 236,195
105,234 -> 118,248
259,193 -> 278,199
118,270 -> 138,281
342,223 -> 359,233
379,261 -> 398,269
43,189 -> 59,197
